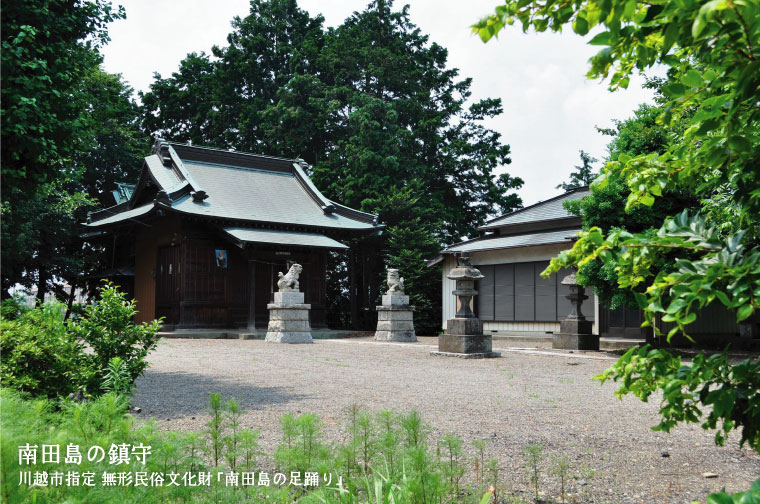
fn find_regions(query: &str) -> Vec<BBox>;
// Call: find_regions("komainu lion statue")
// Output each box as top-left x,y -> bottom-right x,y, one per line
386,269 -> 405,294
278,263 -> 303,291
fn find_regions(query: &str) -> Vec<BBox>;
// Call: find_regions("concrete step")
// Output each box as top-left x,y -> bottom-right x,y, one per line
158,330 -> 260,340
157,329 -> 369,340
600,338 -> 645,350
490,332 -> 645,351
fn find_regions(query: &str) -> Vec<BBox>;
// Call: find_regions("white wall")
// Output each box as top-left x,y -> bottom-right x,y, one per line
440,245 -> 599,335
441,254 -> 458,331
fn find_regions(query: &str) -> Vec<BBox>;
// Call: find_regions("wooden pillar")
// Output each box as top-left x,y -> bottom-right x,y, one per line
367,244 -> 379,330
247,258 -> 256,330
368,245 -> 378,312
350,248 -> 359,330
359,247 -> 366,328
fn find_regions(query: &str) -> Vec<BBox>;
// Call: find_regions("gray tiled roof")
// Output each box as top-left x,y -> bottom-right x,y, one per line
87,203 -> 154,226
480,188 -> 588,230
86,143 -> 380,232
223,227 -> 348,249
145,155 -> 183,191
169,160 -> 376,230
443,228 -> 581,253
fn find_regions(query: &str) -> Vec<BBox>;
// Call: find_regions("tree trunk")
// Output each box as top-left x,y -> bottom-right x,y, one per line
64,280 -> 77,321
36,268 -> 49,305
350,249 -> 358,330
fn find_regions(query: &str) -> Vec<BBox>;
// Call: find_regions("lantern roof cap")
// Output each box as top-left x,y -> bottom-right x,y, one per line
446,255 -> 484,280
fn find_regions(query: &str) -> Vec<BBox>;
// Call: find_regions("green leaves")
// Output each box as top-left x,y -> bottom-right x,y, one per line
479,0 -> 760,339
478,0 -> 760,469
596,345 -> 760,452
681,69 -> 703,87
545,211 -> 759,338
572,15 -> 590,35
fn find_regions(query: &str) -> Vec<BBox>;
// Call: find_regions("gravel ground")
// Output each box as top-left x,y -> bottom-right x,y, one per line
133,336 -> 760,503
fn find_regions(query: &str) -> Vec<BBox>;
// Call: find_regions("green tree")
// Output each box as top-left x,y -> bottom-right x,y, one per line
1,1 -> 147,301
141,0 -> 326,155
473,0 -> 760,462
1,69 -> 148,304
566,101 -> 698,311
142,0 -> 523,331
556,150 -> 597,191
311,2 -> 522,331
1,0 -> 123,193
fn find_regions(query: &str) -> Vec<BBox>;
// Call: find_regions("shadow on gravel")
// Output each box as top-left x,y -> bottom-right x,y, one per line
133,369 -> 311,417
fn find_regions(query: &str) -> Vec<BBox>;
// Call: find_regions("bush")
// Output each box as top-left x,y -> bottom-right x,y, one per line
0,283 -> 161,399
0,301 -> 95,398
0,391 -> 478,504
74,282 -> 162,394
0,294 -> 32,320
5,389 -> 752,503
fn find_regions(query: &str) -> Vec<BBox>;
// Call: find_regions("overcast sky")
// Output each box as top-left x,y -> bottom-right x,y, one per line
101,0 -> 654,207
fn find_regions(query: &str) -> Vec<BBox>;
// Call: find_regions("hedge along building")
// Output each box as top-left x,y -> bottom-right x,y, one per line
84,139 -> 383,331
430,188 -> 601,336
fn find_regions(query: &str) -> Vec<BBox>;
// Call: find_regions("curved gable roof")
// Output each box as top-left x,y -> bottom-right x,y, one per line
86,140 -> 381,232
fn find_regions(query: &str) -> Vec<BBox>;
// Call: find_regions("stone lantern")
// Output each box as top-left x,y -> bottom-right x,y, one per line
552,272 -> 599,350
432,254 -> 500,358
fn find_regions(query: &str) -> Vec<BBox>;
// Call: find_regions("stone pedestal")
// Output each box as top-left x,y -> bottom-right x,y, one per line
552,333 -> 599,350
433,319 -> 500,358
265,290 -> 313,344
552,272 -> 599,350
431,254 -> 500,359
375,293 -> 416,342
560,318 -> 594,335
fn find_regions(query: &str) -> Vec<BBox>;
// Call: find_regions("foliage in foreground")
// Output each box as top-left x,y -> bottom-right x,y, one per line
0,283 -> 161,398
473,0 -> 759,499
2,389 -> 756,503
597,346 -> 760,452
564,97 -> 699,312
0,390 -> 498,504
475,0 -> 760,341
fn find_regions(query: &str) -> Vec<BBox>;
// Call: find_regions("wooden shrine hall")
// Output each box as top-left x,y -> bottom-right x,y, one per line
84,139 -> 383,330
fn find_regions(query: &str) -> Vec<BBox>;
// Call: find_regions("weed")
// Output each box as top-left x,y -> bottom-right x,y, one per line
486,458 -> 502,502
355,411 -> 374,472
101,357 -> 132,396
183,431 -> 204,473
441,433 -> 465,495
523,443 -> 544,502
551,454 -> 571,504
239,428 -> 261,471
223,397 -> 241,470
376,410 -> 400,476
205,392 -> 224,467
401,410 -> 425,447
578,463 -> 596,480
473,439 -> 487,485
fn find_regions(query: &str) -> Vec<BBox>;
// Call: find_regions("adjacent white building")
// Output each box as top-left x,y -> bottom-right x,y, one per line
431,187 -> 599,336
432,186 -> 746,345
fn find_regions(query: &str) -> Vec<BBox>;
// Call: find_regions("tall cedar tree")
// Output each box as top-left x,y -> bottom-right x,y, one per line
141,0 -> 522,332
556,150 -> 597,191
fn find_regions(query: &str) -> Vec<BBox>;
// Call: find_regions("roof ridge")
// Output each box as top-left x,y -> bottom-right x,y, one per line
180,158 -> 295,175
442,227 -> 582,254
479,186 -> 589,230
168,142 -> 298,163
